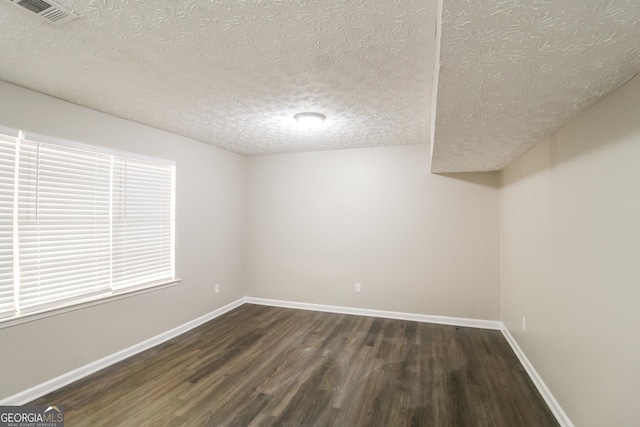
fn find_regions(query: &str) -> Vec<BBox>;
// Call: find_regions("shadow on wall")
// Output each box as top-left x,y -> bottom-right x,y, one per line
435,172 -> 499,188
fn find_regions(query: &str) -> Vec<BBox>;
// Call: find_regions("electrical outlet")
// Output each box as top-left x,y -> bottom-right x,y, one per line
355,283 -> 361,293
522,316 -> 526,331
215,284 -> 220,294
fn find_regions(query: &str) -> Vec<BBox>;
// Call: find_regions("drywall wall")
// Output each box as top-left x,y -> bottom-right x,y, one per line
0,81 -> 246,399
501,73 -> 640,427
246,144 -> 500,319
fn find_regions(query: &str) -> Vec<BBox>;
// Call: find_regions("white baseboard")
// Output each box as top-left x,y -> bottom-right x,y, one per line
500,327 -> 574,427
2,295 -> 571,427
0,298 -> 245,405
244,297 -> 503,330
248,297 -> 570,427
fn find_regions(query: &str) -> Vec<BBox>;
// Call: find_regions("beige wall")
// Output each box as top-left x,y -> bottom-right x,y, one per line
246,145 -> 501,319
0,81 -> 247,399
501,74 -> 640,427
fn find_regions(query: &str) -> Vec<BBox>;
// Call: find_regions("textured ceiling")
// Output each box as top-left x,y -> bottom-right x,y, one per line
2,1 -> 640,169
431,0 -> 640,172
0,0 -> 434,156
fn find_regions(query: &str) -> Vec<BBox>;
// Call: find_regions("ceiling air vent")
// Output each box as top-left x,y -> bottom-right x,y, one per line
3,0 -> 79,25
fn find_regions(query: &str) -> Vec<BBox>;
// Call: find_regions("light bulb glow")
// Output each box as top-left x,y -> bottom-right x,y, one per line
294,112 -> 326,130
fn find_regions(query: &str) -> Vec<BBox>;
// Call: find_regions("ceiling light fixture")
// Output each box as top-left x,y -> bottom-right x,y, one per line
294,112 -> 326,130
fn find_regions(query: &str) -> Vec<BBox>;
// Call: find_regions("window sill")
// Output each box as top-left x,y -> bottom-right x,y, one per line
0,279 -> 181,330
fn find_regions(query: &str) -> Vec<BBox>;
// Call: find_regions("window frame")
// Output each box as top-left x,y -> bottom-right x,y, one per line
0,127 -> 179,329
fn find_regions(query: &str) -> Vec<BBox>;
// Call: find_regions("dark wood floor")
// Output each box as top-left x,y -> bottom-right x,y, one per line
32,304 -> 558,426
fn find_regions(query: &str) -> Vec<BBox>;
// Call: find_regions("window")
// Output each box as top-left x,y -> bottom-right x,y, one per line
0,129 -> 175,321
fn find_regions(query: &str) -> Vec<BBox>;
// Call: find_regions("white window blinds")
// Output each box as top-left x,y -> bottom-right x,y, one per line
112,158 -> 174,290
17,139 -> 113,311
0,135 -> 16,318
0,130 -> 175,319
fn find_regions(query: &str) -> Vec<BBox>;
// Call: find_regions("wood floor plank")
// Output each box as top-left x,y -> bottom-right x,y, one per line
31,304 -> 559,426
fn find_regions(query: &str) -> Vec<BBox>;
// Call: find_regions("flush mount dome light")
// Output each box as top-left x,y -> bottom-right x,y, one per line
294,112 -> 326,130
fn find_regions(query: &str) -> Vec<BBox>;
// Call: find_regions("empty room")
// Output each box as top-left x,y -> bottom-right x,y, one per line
0,0 -> 638,426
